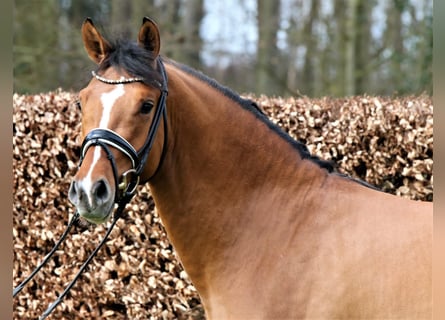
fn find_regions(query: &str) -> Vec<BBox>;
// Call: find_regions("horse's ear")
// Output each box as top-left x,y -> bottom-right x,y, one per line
138,17 -> 161,57
81,18 -> 111,64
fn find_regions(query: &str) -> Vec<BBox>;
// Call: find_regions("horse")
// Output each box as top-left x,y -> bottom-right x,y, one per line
68,17 -> 432,319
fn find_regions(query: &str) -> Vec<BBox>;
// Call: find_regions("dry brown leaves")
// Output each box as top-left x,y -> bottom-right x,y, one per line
250,94 -> 433,201
13,92 -> 432,319
13,91 -> 203,319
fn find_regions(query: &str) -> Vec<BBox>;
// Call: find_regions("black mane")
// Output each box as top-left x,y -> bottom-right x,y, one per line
97,38 -> 163,88
166,59 -> 337,173
97,39 -> 378,190
171,62 -> 381,191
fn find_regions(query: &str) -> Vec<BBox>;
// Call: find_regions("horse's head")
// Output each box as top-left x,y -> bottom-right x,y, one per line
69,17 -> 168,224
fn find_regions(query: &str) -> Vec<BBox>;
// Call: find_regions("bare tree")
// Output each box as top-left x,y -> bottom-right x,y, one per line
182,0 -> 204,68
131,1 -> 157,31
13,0 -> 432,96
256,0 -> 281,95
154,0 -> 181,60
354,0 -> 373,94
345,0 -> 358,95
301,0 -> 320,96
111,0 -> 133,37
328,0 -> 348,96
14,0 -> 59,92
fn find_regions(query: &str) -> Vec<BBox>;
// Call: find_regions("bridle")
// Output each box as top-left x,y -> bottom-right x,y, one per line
82,58 -> 169,201
13,58 -> 168,319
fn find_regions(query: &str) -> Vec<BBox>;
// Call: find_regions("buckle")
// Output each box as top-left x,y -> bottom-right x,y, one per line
118,169 -> 139,196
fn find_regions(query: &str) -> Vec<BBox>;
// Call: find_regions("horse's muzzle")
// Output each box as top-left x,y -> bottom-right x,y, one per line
68,177 -> 115,223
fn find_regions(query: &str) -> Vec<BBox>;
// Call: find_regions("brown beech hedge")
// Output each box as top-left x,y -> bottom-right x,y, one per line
13,92 -> 432,319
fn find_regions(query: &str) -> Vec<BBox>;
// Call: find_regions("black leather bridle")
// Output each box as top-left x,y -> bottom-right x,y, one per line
13,58 -> 168,319
81,58 -> 168,202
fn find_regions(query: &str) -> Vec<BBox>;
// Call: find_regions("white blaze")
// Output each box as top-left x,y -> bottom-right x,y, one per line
99,84 -> 125,128
82,84 -> 125,205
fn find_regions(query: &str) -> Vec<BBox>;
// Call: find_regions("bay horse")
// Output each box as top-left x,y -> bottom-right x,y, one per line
69,17 -> 432,319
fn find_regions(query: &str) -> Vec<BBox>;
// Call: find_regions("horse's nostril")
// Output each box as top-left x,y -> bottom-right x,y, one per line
68,180 -> 78,203
93,179 -> 111,203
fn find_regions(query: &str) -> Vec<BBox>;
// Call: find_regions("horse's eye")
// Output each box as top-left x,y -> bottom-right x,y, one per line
140,101 -> 154,114
75,100 -> 82,111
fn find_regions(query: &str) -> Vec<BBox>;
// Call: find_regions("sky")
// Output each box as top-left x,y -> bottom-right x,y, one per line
200,0 -> 257,66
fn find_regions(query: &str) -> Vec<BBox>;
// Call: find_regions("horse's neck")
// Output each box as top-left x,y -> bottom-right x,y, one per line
148,64 -> 324,292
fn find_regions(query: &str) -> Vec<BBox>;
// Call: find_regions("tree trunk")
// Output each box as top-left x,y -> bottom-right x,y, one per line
354,0 -> 372,94
327,0 -> 347,96
390,0 -> 406,93
182,0 -> 204,68
155,0 -> 182,61
301,0 -> 320,96
132,0 -> 156,29
256,0 -> 280,95
111,0 -> 133,37
345,0 -> 358,96
13,0 -> 59,93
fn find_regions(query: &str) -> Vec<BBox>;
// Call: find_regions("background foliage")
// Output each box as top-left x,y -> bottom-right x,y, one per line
14,0 -> 432,96
13,92 -> 432,319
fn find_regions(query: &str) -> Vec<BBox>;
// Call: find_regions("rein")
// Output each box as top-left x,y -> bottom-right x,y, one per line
13,58 -> 168,319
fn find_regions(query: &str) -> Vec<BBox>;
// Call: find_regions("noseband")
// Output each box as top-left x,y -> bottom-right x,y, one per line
13,58 -> 169,319
80,58 -> 168,201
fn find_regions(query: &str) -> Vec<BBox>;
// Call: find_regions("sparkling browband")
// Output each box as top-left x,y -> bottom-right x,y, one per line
91,71 -> 145,84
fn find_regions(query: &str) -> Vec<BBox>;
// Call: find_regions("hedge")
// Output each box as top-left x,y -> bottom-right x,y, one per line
13,92 -> 432,319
